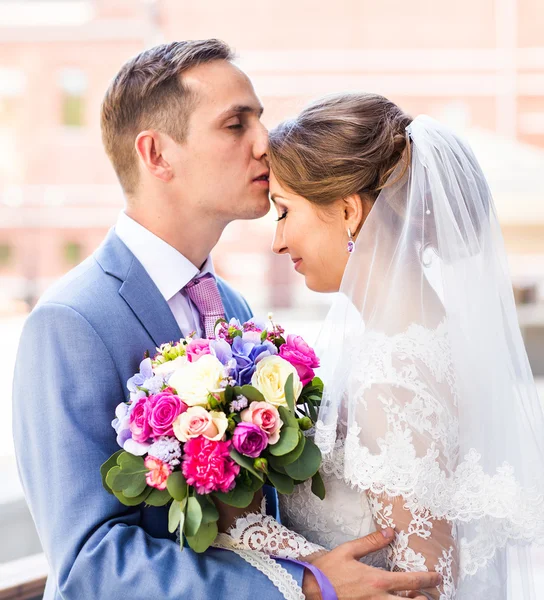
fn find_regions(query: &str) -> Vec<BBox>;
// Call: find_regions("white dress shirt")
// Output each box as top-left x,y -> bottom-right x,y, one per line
115,211 -> 214,337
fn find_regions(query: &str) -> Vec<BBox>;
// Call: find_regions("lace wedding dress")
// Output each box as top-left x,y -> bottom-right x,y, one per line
219,320 -> 457,600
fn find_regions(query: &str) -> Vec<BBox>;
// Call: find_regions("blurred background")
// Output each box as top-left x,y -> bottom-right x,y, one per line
0,0 -> 543,596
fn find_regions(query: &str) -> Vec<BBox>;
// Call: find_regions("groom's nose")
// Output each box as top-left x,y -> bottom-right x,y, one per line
252,121 -> 268,161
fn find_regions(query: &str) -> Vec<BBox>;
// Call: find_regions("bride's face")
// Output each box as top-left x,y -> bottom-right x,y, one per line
270,171 -> 351,293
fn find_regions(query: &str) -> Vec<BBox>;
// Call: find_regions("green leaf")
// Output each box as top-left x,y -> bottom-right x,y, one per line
117,452 -> 146,472
100,450 -> 124,494
145,487 -> 172,507
239,385 -> 266,403
106,465 -> 122,492
266,468 -> 295,494
186,521 -> 219,553
168,499 -> 182,533
311,377 -> 324,392
311,470 -> 326,500
269,431 -> 306,468
229,448 -> 265,481
113,486 -> 151,506
179,511 -> 185,551
106,452 -> 149,498
118,472 -> 148,498
284,374 -> 295,413
213,486 -> 254,508
306,399 -> 318,423
269,427 -> 299,456
224,384 -> 235,405
278,405 -> 298,429
167,471 -> 188,501
284,437 -> 322,481
196,494 -> 220,525
185,496 -> 203,538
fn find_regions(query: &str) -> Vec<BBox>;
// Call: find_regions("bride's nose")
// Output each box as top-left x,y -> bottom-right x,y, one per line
272,224 -> 288,255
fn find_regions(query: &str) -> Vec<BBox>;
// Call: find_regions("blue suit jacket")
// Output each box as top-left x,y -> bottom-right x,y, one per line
12,229 -> 303,599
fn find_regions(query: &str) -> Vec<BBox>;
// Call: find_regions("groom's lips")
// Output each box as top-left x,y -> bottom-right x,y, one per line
252,171 -> 270,188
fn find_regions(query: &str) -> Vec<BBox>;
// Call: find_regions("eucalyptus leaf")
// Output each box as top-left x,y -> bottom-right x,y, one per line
284,437 -> 322,480
118,473 -> 148,498
106,465 -> 122,492
266,469 -> 295,494
239,385 -> 266,403
185,496 -> 203,538
145,487 -> 172,507
167,471 -> 188,501
269,432 -> 306,468
213,486 -> 254,508
113,486 -> 151,507
168,500 -> 182,534
229,448 -> 265,481
100,450 -> 124,494
311,470 -> 326,500
269,427 -> 299,456
117,452 -> 146,472
186,521 -> 219,553
284,374 -> 295,413
196,494 -> 220,525
278,405 -> 298,429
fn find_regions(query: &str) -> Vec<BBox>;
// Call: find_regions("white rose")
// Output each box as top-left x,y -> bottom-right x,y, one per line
168,354 -> 225,407
251,355 -> 302,408
153,355 -> 188,377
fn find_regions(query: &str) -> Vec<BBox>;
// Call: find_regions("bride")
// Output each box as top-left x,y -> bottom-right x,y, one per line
216,93 -> 544,599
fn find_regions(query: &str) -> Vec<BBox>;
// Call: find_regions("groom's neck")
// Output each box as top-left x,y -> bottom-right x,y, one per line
124,201 -> 227,270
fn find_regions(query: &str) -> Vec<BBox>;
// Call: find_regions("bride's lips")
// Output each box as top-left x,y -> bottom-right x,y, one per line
292,258 -> 303,272
252,171 -> 270,188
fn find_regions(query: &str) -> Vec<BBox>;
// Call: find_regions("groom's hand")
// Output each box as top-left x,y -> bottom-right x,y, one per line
301,528 -> 442,599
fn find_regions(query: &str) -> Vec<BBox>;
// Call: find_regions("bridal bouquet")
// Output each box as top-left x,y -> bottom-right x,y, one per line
101,316 -> 325,552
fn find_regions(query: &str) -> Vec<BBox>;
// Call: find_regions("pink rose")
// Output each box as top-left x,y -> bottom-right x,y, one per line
182,437 -> 240,494
279,335 -> 320,386
173,406 -> 228,442
232,422 -> 268,457
148,391 -> 187,438
241,401 -> 283,445
129,397 -> 153,443
144,456 -> 172,490
186,340 -> 211,363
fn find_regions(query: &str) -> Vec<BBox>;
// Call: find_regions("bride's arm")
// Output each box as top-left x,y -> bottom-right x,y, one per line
350,361 -> 460,600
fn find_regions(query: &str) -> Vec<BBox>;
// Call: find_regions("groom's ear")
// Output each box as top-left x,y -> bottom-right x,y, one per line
343,193 -> 368,235
134,130 -> 174,184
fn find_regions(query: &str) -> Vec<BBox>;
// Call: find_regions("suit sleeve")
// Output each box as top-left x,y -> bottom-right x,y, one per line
12,302 -> 304,599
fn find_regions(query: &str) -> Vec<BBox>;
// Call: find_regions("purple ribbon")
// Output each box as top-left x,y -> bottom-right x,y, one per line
273,556 -> 337,600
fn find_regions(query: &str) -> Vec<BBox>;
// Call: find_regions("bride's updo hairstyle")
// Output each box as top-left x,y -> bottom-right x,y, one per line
268,93 -> 413,209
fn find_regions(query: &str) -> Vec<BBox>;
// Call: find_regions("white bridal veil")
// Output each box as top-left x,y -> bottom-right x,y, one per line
314,115 -> 544,599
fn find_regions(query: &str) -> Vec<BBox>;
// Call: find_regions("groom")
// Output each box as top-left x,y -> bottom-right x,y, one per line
12,40 -> 441,599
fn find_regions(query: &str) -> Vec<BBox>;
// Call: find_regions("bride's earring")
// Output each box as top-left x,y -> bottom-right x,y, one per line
347,228 -> 355,253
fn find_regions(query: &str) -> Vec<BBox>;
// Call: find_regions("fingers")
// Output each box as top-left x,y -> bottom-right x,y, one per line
384,570 -> 442,592
340,527 -> 395,559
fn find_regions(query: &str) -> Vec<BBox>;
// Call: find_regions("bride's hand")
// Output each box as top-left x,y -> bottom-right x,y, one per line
212,489 -> 264,533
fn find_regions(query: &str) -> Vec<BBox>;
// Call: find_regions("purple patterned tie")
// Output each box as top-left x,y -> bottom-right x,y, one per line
185,274 -> 225,338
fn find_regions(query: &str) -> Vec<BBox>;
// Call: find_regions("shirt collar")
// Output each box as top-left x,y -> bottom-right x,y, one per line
115,211 -> 214,302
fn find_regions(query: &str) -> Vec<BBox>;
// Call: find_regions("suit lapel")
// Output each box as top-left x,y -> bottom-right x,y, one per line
95,229 -> 182,347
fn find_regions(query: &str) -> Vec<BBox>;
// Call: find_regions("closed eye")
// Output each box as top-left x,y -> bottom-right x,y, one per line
276,210 -> 288,222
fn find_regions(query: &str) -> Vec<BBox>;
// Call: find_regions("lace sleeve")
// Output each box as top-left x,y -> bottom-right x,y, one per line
346,345 -> 460,600
216,496 -> 326,560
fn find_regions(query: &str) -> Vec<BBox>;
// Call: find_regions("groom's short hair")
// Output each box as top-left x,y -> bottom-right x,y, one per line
101,39 -> 234,194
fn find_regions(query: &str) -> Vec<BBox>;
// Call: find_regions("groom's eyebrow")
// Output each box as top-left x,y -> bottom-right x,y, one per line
217,104 -> 264,120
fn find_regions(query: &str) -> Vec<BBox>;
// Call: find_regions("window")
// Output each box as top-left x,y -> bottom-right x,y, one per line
64,242 -> 83,265
0,68 -> 25,127
59,68 -> 87,127
0,243 -> 12,266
